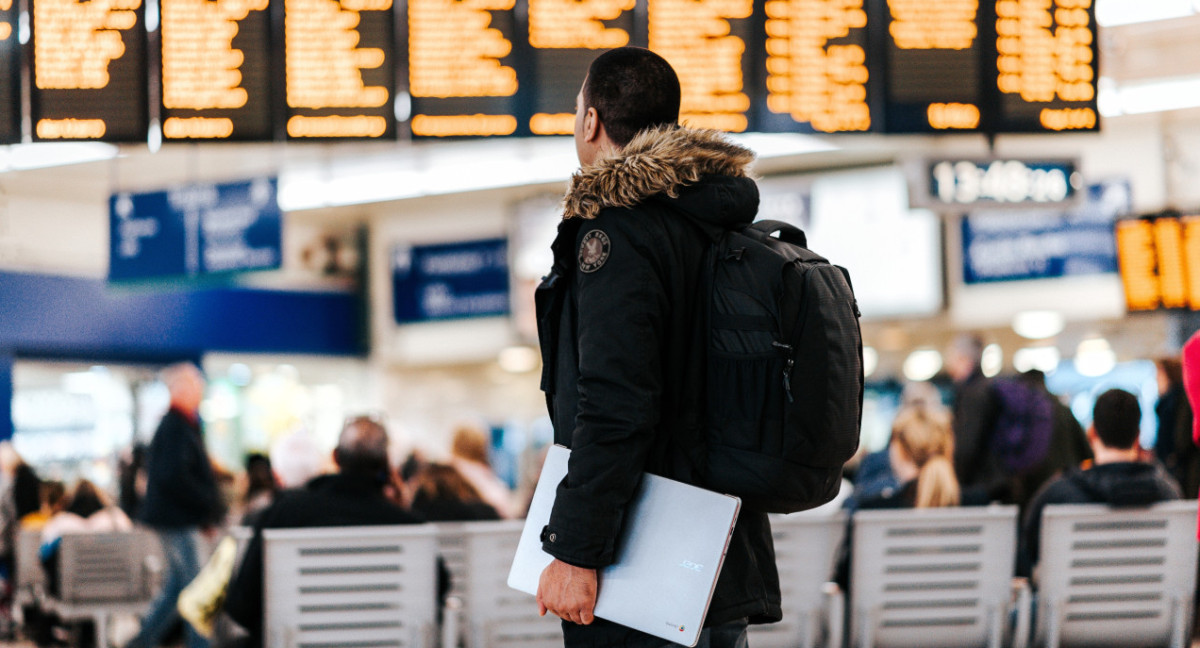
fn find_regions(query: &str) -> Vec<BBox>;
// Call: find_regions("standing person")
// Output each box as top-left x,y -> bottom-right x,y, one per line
125,363 -> 223,648
945,333 -> 1001,502
1153,357 -> 1198,497
534,47 -> 779,647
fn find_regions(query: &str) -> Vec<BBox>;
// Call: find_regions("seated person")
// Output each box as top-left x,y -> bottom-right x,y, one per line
410,463 -> 501,522
836,405 -> 960,588
224,416 -> 444,648
1018,388 -> 1181,579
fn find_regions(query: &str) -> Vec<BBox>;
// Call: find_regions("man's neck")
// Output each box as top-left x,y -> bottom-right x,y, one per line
1092,445 -> 1140,465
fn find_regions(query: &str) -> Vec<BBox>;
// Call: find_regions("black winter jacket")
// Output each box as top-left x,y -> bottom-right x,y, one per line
1018,461 -> 1181,577
138,408 -> 223,529
536,126 -> 781,628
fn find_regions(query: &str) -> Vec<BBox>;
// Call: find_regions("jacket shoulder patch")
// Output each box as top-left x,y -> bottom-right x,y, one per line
578,229 -> 611,273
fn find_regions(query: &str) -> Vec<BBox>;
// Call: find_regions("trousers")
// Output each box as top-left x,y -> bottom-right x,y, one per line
125,527 -> 209,648
562,617 -> 750,648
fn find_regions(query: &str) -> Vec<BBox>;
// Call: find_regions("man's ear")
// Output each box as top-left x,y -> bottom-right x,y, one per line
1086,425 -> 1098,445
583,106 -> 601,143
331,448 -> 341,469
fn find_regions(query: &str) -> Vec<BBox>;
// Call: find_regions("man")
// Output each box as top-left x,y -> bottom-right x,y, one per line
534,47 -> 780,647
224,416 -> 431,647
127,363 -> 223,648
946,333 -> 1001,499
1018,388 -> 1181,578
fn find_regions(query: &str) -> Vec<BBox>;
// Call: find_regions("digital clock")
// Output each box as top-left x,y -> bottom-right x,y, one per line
926,159 -> 1080,208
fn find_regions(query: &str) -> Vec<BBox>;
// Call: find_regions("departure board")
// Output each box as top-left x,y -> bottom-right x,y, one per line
882,0 -> 983,132
404,0 -> 520,138
649,0 -> 754,132
1116,213 -> 1200,312
12,0 -> 1102,142
160,0 -> 273,140
30,0 -> 149,141
0,0 -> 18,143
284,0 -> 395,139
526,0 -> 635,135
756,0 -> 874,133
990,0 -> 1098,132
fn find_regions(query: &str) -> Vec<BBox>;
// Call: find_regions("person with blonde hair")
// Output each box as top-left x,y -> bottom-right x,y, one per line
836,405 -> 962,589
449,422 -> 519,518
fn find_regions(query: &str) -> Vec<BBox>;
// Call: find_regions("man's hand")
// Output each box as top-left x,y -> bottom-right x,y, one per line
536,559 -> 598,625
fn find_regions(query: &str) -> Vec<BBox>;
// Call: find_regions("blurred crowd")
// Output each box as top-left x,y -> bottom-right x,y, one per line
0,330 -> 1195,647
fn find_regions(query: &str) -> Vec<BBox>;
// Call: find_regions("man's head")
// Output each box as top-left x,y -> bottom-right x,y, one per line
1090,388 -> 1141,452
334,416 -> 391,483
574,47 -> 680,165
162,363 -> 205,415
945,333 -> 984,384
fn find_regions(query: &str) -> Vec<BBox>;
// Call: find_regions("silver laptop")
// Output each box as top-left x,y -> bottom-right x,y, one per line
508,445 -> 741,647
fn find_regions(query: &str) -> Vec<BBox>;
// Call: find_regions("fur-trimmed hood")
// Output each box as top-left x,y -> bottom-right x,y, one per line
562,126 -> 759,231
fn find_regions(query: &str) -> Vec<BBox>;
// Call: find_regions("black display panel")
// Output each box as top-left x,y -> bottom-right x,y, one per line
283,0 -> 396,139
881,0 -> 984,133
401,0 -> 522,138
750,0 -> 879,134
160,0 -> 274,140
0,0 -> 19,143
30,0 -> 149,142
525,0 -> 637,136
986,0 -> 1098,133
649,0 -> 756,133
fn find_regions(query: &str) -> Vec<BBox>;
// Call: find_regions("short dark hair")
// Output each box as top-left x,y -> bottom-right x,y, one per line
1092,389 -> 1141,450
336,416 -> 391,482
584,47 -> 680,147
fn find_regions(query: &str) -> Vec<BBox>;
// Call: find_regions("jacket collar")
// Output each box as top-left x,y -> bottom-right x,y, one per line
562,126 -> 756,221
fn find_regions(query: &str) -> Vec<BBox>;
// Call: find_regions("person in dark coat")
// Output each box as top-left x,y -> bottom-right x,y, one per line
1153,357 -> 1198,497
946,333 -> 1003,503
126,363 -> 223,648
224,416 -> 435,648
534,47 -> 780,648
1019,389 -> 1181,579
127,362 -> 225,648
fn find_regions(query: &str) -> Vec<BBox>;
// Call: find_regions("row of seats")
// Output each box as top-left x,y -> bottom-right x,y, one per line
13,500 -> 1198,648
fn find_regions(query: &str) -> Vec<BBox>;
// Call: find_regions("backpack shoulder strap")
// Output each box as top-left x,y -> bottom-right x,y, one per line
746,220 -> 807,248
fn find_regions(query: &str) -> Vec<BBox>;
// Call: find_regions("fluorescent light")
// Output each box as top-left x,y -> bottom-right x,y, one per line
1096,0 -> 1196,26
1099,75 -> 1200,117
1014,346 -> 1061,374
1012,310 -> 1065,340
1074,338 -> 1116,377
0,142 -> 119,172
862,346 -> 878,378
981,343 -> 1004,378
902,348 -> 942,382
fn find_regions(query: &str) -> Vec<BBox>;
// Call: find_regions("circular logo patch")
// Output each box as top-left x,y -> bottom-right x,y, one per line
578,229 -> 611,273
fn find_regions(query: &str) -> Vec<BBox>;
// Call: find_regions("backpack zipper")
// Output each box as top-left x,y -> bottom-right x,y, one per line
772,341 -> 795,403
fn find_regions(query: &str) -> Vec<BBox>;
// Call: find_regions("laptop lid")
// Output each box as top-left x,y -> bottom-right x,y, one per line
508,445 -> 741,647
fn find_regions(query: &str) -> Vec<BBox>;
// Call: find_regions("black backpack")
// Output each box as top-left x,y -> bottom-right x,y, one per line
697,220 -> 864,513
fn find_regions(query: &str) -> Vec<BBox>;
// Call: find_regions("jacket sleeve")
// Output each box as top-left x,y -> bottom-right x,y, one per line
542,211 -> 668,569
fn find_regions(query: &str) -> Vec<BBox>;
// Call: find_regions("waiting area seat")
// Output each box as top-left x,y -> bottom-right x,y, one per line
459,520 -> 561,648
1034,500 -> 1199,648
749,511 -> 847,648
263,525 -> 439,648
41,529 -> 159,648
848,505 -> 1025,648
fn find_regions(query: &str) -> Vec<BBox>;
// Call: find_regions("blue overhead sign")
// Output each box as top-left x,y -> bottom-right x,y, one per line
392,238 -> 510,324
962,180 -> 1130,284
109,178 -> 282,281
